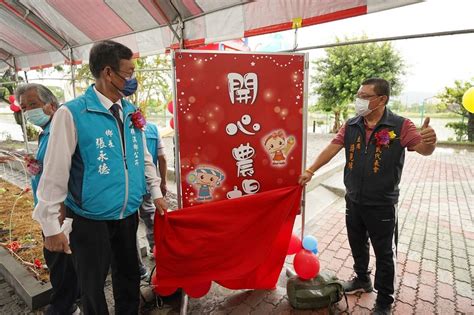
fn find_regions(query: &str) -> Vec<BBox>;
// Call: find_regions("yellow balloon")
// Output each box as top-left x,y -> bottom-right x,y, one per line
462,87 -> 474,113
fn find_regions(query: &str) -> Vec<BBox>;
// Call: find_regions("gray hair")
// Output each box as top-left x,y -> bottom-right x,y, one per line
14,84 -> 28,101
14,83 -> 59,107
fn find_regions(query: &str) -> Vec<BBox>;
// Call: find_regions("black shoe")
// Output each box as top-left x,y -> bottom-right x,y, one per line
69,304 -> 81,315
372,302 -> 392,315
45,304 -> 80,315
342,276 -> 373,294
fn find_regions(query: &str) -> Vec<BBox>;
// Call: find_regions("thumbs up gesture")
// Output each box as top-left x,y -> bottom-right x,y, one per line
420,117 -> 437,145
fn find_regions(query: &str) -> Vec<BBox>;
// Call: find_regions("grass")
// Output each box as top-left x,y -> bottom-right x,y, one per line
0,179 -> 49,282
0,140 -> 29,151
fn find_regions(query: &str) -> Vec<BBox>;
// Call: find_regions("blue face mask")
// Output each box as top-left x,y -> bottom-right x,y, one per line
113,70 -> 138,97
121,77 -> 138,96
24,108 -> 50,127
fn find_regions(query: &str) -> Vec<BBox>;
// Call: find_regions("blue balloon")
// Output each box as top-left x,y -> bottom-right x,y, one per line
312,248 -> 318,255
302,235 -> 318,251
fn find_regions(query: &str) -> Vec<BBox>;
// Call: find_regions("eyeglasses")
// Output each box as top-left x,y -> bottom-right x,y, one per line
356,94 -> 380,100
114,70 -> 135,81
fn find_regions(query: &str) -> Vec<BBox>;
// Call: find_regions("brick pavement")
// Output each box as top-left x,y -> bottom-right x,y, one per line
184,147 -> 474,314
2,145 -> 474,314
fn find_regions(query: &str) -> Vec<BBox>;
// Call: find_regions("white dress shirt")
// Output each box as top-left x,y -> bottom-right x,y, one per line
33,87 -> 162,237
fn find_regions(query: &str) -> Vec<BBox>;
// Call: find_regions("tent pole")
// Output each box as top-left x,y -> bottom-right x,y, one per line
0,56 -> 14,69
13,57 -> 30,153
293,27 -> 299,51
70,48 -> 77,98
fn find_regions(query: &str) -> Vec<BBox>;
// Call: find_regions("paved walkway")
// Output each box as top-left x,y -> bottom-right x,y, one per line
182,146 -> 474,314
1,141 -> 474,314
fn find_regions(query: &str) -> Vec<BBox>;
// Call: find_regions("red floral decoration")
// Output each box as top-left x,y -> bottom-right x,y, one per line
7,241 -> 21,252
374,129 -> 390,147
372,129 -> 397,174
24,155 -> 42,176
33,258 -> 42,269
131,110 -> 146,130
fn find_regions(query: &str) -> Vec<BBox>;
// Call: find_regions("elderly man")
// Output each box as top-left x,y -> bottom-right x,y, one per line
16,83 -> 79,315
299,78 -> 437,315
33,40 -> 167,314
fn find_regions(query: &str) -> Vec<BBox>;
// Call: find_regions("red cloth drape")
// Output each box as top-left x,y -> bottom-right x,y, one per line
154,185 -> 302,290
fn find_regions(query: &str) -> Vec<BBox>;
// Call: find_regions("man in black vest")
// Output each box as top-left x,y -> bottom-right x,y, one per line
299,78 -> 437,315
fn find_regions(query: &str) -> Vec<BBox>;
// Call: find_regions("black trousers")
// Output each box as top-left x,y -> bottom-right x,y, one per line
68,208 -> 140,315
345,198 -> 398,306
43,246 -> 80,314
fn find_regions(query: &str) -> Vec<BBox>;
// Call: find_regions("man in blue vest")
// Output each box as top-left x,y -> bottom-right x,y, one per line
299,78 -> 437,315
33,40 -> 167,315
142,121 -> 168,249
137,121 -> 167,278
17,83 -> 80,315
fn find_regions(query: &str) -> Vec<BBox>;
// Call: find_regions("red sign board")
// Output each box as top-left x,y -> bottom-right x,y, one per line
174,51 -> 306,208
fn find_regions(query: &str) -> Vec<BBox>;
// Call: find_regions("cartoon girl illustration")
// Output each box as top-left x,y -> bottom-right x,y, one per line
263,130 -> 296,166
187,166 -> 225,202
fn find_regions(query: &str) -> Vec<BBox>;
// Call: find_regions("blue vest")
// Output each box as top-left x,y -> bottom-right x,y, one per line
31,122 -> 51,205
144,123 -> 159,167
64,85 -> 147,220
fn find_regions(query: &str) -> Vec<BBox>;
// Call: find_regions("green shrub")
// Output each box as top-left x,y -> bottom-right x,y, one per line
446,121 -> 467,142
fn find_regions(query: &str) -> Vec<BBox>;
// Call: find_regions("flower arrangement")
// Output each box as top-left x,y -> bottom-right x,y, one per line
131,110 -> 146,130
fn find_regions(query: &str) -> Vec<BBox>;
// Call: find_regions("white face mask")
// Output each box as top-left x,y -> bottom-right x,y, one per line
24,107 -> 51,127
354,98 -> 373,117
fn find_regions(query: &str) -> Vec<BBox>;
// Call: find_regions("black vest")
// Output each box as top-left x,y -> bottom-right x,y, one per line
343,109 -> 405,206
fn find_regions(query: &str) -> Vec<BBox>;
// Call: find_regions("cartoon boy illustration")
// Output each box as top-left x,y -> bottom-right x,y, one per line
263,130 -> 296,166
187,166 -> 225,201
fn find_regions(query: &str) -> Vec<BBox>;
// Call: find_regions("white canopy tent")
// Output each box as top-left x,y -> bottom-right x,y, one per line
1,1 -> 426,312
0,0 -> 422,72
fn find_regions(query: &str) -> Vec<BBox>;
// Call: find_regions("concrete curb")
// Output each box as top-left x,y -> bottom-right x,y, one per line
305,160 -> 345,193
0,247 -> 51,310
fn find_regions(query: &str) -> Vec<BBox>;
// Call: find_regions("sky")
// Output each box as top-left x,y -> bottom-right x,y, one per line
248,0 -> 474,104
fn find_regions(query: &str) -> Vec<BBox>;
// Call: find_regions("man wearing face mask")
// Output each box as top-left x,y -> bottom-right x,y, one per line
33,40 -> 167,314
299,78 -> 437,315
16,83 -> 80,315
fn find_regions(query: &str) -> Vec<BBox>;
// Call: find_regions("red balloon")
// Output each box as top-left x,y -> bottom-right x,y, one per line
151,272 -> 177,296
169,118 -> 174,129
9,103 -> 21,113
183,281 -> 211,298
293,249 -> 320,280
287,233 -> 302,255
167,101 -> 174,114
8,95 -> 15,103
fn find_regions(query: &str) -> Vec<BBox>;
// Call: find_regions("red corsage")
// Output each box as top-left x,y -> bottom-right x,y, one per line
131,110 -> 146,130
374,129 -> 396,147
24,155 -> 41,176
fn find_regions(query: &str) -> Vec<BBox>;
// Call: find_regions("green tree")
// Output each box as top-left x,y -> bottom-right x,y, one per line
389,99 -> 404,112
71,55 -> 172,118
46,86 -> 65,103
311,36 -> 405,132
436,79 -> 474,141
130,55 -> 172,118
0,69 -> 24,126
